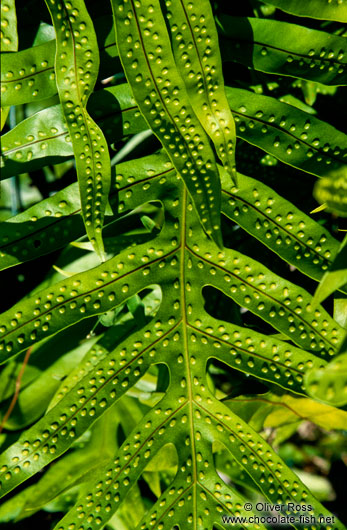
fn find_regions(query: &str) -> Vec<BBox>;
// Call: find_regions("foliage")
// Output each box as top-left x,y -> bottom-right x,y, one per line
0,0 -> 347,529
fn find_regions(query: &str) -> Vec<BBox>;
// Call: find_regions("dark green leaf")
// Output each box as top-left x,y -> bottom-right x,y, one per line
219,16 -> 347,85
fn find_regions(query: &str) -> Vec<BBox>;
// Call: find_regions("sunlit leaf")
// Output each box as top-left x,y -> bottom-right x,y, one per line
0,2 -> 345,529
44,0 -> 111,257
112,0 -> 223,246
165,0 -> 237,180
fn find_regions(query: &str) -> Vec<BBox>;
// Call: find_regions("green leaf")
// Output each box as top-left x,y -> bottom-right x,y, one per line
0,103 -> 74,177
0,0 -> 18,131
188,243 -> 344,357
219,16 -> 347,86
2,145 -> 344,293
221,168 -> 343,286
0,242 -> 154,363
0,0 -> 18,52
44,0 -> 111,257
0,15 -> 119,108
278,94 -> 317,115
0,409 -> 118,521
164,0 -> 237,180
0,152 -> 170,271
112,0 -> 223,246
57,395 -> 341,529
3,84 -> 347,184
334,295 -> 347,328
305,352 -> 347,407
312,235 -> 347,306
263,0 -> 347,23
226,86 -> 347,178
47,288 -> 161,411
0,40 -> 57,107
294,470 -> 335,503
314,166 -> 347,217
1,4 -> 346,529
0,319 -> 96,404
0,165 -> 344,365
0,84 -> 146,180
0,107 -> 9,131
0,169 -> 344,530
107,483 -> 146,530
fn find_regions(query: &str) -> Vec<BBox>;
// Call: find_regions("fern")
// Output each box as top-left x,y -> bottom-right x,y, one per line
0,1 -> 346,529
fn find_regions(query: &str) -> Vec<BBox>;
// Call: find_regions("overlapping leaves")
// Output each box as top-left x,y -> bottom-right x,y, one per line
0,152 -> 346,529
0,1 -> 347,529
112,0 -> 224,245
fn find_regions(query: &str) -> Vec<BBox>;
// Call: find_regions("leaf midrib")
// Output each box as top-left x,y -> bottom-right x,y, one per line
180,187 -> 198,530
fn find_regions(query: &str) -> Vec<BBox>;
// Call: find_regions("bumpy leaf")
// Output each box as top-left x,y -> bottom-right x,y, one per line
0,0 -> 17,51
0,40 -> 57,107
1,3 -> 346,529
0,0 -> 18,130
0,164 -> 345,529
0,84 -> 145,180
0,15 -> 119,108
0,103 -> 73,177
1,152 -> 345,306
0,319 -> 96,404
44,0 -> 111,257
3,84 -> 347,183
164,0 -> 237,180
0,152 -> 166,271
57,396 -> 341,530
314,166 -> 347,217
263,0 -> 347,23
219,16 -> 347,86
221,168 -> 343,286
112,0 -> 222,246
305,352 -> 347,407
0,409 -> 119,522
0,334 -> 98,430
226,87 -> 347,178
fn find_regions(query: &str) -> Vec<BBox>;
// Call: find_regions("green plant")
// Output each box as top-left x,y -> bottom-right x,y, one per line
0,1 -> 347,529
